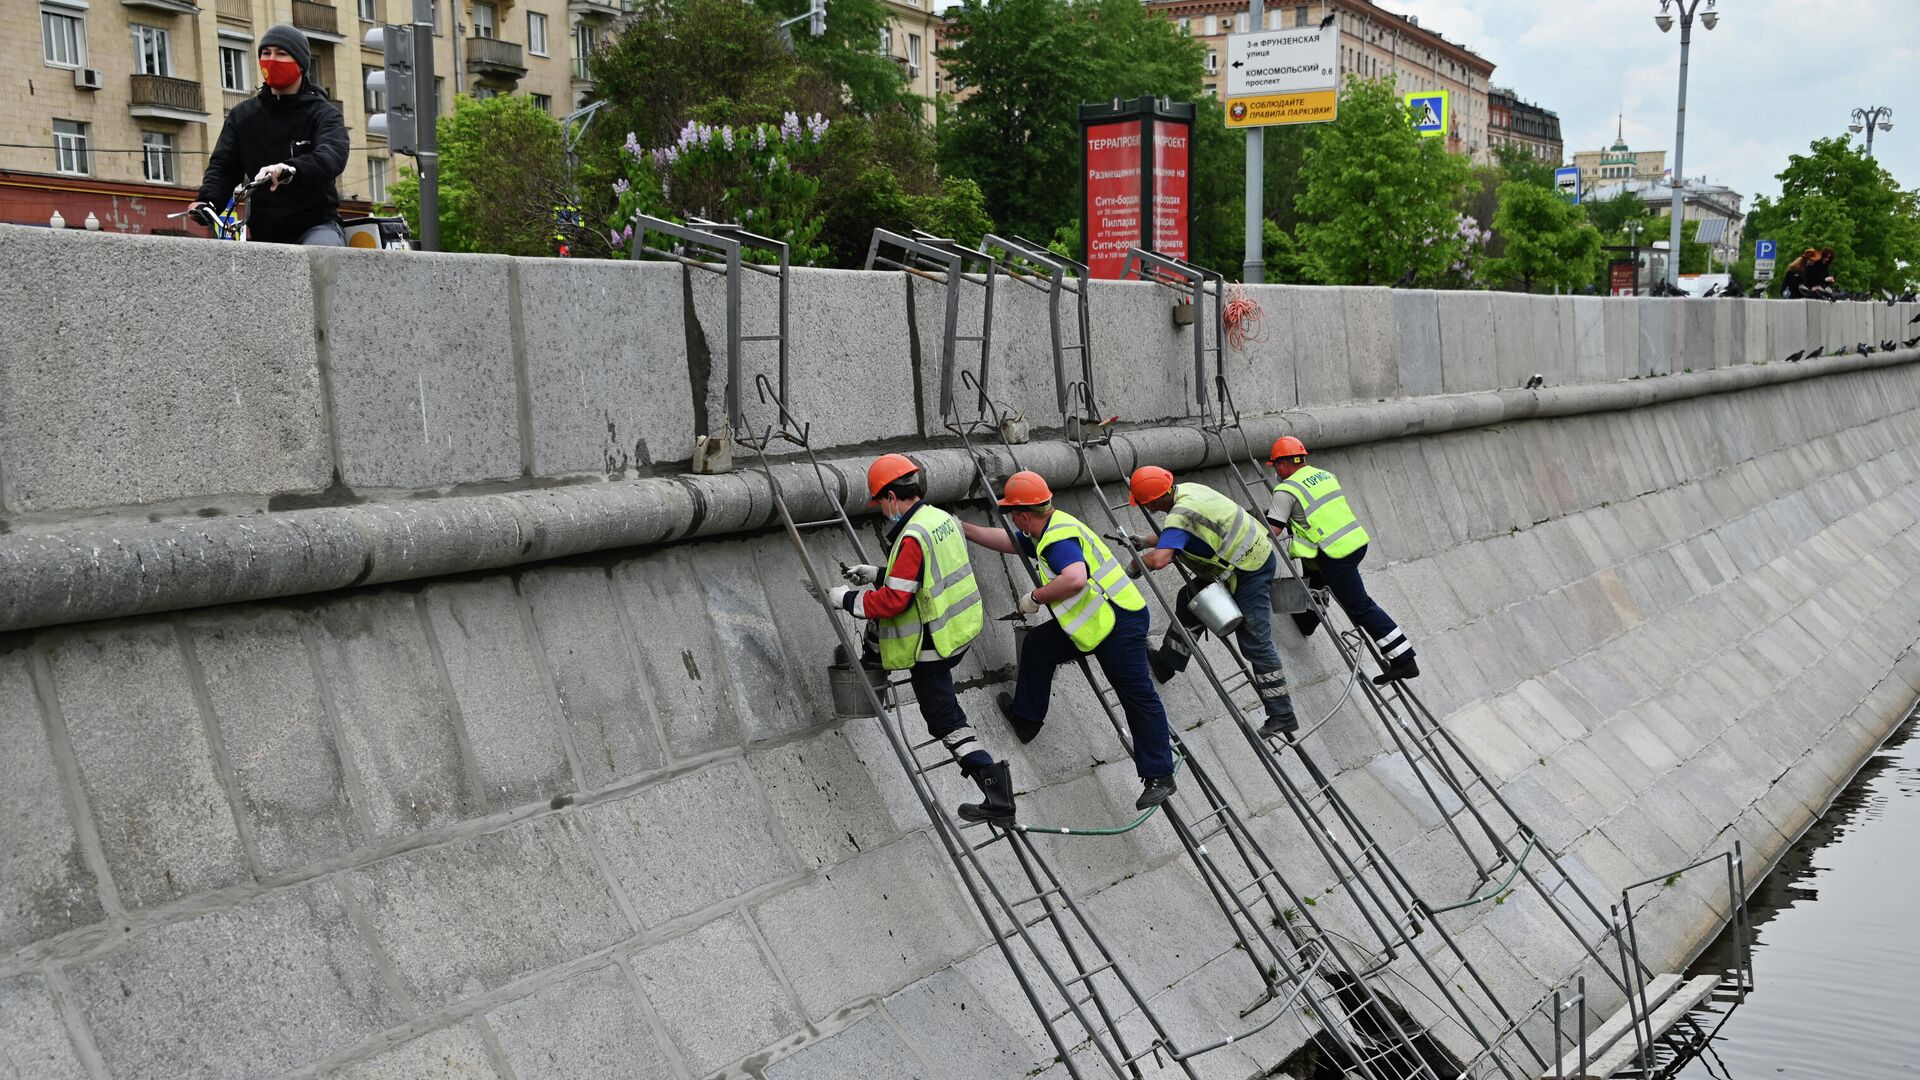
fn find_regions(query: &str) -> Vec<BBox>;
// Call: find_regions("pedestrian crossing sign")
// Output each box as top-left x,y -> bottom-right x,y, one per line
1405,91 -> 1448,138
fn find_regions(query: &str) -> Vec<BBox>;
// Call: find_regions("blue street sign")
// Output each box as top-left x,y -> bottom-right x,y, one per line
1404,91 -> 1447,138
1755,239 -> 1776,262
1555,166 -> 1581,204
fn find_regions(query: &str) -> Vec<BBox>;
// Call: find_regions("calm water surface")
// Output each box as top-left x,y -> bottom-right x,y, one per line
1677,710 -> 1919,1079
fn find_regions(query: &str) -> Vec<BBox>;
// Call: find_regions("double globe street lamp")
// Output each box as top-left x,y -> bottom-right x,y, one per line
1654,0 -> 1718,288
1850,106 -> 1894,158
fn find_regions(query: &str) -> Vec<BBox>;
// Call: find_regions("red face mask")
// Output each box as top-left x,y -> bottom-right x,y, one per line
259,56 -> 302,90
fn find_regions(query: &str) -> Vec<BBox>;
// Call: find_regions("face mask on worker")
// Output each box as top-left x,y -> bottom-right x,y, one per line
259,56 -> 302,90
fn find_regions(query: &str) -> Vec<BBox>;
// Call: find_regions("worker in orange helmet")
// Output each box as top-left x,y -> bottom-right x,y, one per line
1267,437 -> 1418,686
1125,465 -> 1299,737
961,470 -> 1178,810
804,453 -> 1015,824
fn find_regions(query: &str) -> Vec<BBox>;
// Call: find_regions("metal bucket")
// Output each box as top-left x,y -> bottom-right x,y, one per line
828,661 -> 889,719
1191,581 -> 1244,637
1271,576 -> 1312,614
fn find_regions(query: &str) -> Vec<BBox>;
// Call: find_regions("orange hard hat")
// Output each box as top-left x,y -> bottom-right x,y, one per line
998,471 -> 1053,508
1269,435 -> 1308,462
866,453 -> 919,501
1128,465 -> 1175,506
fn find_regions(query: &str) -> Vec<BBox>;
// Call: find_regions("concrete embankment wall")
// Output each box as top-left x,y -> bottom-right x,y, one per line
3,228 -> 1920,1080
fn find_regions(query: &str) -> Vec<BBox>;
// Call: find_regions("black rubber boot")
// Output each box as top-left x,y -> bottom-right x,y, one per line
1290,610 -> 1322,638
957,761 -> 1016,824
1259,708 -> 1299,739
1372,654 -> 1419,686
1148,646 -> 1178,684
997,692 -> 1043,744
1135,774 -> 1177,811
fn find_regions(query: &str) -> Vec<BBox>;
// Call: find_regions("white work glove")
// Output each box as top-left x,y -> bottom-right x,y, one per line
828,585 -> 853,609
1126,556 -> 1145,579
1015,591 -> 1043,615
1130,532 -> 1157,550
253,162 -> 296,191
842,563 -> 882,586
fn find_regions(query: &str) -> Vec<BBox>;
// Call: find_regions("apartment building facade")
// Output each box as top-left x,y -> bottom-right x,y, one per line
5,0 -> 589,233
1143,0 -> 1496,162
1487,86 -> 1562,165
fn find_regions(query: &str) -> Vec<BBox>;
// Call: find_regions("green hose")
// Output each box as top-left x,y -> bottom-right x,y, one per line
1010,756 -> 1187,837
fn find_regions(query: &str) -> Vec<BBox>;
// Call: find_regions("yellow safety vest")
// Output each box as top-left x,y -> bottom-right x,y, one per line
1034,509 -> 1145,653
874,504 -> 984,671
1161,482 -> 1273,581
1274,465 -> 1369,560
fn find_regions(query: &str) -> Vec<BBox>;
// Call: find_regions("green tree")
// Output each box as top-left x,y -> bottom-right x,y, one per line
1583,187 -> 1643,237
1291,77 -> 1475,286
1489,179 -> 1603,292
389,94 -> 567,256
1492,141 -> 1557,189
939,0 -> 1205,245
1736,135 -> 1920,293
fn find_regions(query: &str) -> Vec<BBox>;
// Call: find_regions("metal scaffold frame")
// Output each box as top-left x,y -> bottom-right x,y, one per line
864,228 -> 1449,1078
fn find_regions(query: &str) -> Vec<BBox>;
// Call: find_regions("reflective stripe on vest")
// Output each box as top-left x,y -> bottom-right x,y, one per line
874,504 -> 984,670
1275,466 -> 1370,559
1161,482 -> 1272,578
1035,509 -> 1144,653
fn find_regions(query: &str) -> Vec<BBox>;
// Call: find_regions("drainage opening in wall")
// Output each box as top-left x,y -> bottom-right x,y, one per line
1264,976 -> 1461,1079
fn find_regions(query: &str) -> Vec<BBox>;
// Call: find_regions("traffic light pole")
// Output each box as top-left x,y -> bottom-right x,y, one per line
412,0 -> 439,251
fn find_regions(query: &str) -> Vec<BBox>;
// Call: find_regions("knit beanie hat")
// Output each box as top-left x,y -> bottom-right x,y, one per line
258,24 -> 313,75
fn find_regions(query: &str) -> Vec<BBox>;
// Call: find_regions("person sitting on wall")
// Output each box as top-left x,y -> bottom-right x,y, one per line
963,471 -> 1179,811
189,25 -> 350,246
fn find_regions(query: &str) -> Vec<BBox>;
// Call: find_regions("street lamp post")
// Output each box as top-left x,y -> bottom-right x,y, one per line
1849,105 -> 1894,158
1654,0 -> 1718,289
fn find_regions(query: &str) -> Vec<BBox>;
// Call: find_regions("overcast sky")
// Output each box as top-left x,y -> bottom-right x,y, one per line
936,1 -> 1919,216
1375,0 -> 1918,210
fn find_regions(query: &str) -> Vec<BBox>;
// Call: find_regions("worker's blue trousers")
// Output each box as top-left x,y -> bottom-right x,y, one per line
1007,605 -> 1176,778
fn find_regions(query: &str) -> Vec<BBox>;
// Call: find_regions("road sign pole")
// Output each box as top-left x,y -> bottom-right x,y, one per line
1242,0 -> 1265,283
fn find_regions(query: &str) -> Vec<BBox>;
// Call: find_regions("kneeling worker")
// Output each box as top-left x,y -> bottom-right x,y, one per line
808,454 -> 1015,824
1125,466 -> 1300,738
962,471 -> 1178,811
1266,438 -> 1418,686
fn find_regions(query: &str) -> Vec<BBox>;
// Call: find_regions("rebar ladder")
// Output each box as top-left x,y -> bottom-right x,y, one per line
935,233 -> 1444,1080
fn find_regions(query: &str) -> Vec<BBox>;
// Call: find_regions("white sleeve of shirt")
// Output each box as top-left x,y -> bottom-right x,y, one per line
1264,486 -> 1298,528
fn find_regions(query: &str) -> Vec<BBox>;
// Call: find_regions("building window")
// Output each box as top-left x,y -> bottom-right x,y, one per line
42,6 -> 86,68
1177,17 -> 1189,34
530,92 -> 551,113
1203,14 -> 1217,35
471,85 -> 495,100
358,0 -> 378,19
131,23 -> 171,77
574,22 -> 595,64
53,119 -> 90,175
1234,12 -> 1247,32
471,1 -> 494,38
1295,5 -> 1309,27
433,75 -> 444,113
907,33 -> 921,75
220,44 -> 250,92
142,130 -> 178,183
1206,50 -> 1218,73
528,11 -> 548,55
362,63 -> 384,112
879,24 -> 891,54
369,156 -> 388,202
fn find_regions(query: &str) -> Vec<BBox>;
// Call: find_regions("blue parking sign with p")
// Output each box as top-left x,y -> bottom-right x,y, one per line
1755,239 -> 1776,261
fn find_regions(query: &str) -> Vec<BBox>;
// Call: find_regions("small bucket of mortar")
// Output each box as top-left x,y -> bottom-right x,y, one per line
1191,581 -> 1244,637
1271,575 -> 1312,614
829,661 -> 889,719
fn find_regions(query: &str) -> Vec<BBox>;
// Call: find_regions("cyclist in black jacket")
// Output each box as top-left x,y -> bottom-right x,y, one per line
191,24 -> 350,245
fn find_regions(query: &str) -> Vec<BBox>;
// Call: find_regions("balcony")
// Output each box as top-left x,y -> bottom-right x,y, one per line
568,0 -> 622,15
121,0 -> 201,13
292,0 -> 343,40
215,0 -> 248,19
466,36 -> 527,81
129,74 -> 209,122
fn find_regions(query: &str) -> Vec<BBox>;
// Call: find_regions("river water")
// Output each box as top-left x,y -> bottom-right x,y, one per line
1675,707 -> 1919,1079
